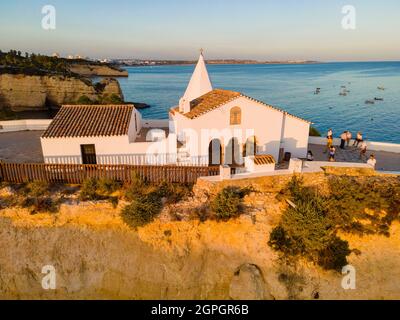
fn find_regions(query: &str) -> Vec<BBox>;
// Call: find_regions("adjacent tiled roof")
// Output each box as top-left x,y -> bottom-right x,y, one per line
42,104 -> 134,138
253,154 -> 276,165
183,89 -> 242,119
177,88 -> 311,124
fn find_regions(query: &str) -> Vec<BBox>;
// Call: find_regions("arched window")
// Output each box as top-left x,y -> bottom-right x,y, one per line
230,107 -> 241,125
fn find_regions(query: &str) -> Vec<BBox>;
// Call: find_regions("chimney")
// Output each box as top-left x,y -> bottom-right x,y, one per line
179,97 -> 191,114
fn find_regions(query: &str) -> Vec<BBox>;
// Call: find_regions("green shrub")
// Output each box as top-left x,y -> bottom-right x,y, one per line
76,95 -> 94,105
156,181 -> 192,204
271,175 -> 400,271
97,178 -> 121,195
211,186 -> 246,220
79,177 -> 122,201
124,172 -> 146,201
268,225 -> 293,252
34,197 -> 59,214
269,176 -> 348,271
79,178 -> 100,201
24,181 -> 49,197
109,196 -> 119,209
309,126 -> 322,137
121,192 -> 162,228
317,237 -> 351,271
16,181 -> 60,214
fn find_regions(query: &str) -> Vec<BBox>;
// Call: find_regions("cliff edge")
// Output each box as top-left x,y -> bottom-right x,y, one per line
0,171 -> 399,300
0,75 -> 123,111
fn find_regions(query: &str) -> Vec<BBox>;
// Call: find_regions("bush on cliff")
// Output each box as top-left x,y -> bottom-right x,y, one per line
79,177 -> 121,202
211,186 -> 252,220
269,175 -> 400,271
269,176 -> 349,271
121,192 -> 162,228
124,174 -> 192,204
77,95 -> 94,105
79,178 -> 100,201
19,181 -> 60,214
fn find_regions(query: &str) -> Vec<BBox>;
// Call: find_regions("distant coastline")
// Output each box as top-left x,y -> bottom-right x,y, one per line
115,59 -> 320,67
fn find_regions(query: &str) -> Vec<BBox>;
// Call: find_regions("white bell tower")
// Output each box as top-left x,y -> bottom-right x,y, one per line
179,49 -> 213,113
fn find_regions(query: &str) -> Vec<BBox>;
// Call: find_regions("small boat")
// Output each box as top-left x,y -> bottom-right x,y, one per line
377,86 -> 385,90
374,97 -> 384,101
365,99 -> 375,104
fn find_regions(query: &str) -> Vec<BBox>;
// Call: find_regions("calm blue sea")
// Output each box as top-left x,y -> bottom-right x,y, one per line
118,62 -> 400,143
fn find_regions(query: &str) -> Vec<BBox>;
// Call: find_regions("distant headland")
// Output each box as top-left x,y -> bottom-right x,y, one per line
113,59 -> 319,67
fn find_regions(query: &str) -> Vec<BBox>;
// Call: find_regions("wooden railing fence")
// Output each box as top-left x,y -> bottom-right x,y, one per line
0,162 -> 219,184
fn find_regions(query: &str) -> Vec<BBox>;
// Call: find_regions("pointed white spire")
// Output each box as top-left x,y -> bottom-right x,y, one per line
179,50 -> 213,113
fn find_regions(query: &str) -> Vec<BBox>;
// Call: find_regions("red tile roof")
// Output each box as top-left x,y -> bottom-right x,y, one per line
253,154 -> 276,165
42,105 -> 134,138
184,89 -> 242,119
177,89 -> 311,123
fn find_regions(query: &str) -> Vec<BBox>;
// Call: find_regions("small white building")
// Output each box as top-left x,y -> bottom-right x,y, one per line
41,104 -> 175,165
41,52 -> 311,172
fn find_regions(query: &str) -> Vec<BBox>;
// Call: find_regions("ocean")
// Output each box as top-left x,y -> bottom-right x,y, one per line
118,62 -> 400,143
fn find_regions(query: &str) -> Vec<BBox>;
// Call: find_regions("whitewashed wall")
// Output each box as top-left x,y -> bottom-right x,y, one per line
171,96 -> 310,161
41,133 -> 177,165
282,114 -> 310,158
0,119 -> 52,133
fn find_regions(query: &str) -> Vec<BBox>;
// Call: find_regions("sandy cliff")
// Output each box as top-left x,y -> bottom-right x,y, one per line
0,75 -> 123,111
0,173 -> 399,300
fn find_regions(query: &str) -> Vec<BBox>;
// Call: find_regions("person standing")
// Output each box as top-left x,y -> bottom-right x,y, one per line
324,135 -> 333,153
353,131 -> 363,147
307,150 -> 314,161
327,128 -> 333,139
360,140 -> 368,160
346,130 -> 352,147
329,145 -> 336,162
340,131 -> 347,149
367,154 -> 377,168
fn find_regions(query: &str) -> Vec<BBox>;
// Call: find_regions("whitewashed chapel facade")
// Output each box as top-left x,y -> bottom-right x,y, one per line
169,53 -> 311,166
41,53 -> 311,171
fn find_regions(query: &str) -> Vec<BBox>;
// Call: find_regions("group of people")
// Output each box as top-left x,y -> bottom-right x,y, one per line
314,128 -> 377,167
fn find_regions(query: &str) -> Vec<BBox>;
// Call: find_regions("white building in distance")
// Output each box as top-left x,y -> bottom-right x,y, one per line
41,53 -> 311,172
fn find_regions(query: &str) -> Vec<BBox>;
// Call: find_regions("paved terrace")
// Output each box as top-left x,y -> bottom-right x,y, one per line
0,131 -> 399,172
0,131 -> 44,163
308,143 -> 400,172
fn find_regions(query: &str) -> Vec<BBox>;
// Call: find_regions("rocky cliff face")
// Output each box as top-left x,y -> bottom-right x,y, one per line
0,74 -> 123,111
69,64 -> 128,77
0,173 -> 399,300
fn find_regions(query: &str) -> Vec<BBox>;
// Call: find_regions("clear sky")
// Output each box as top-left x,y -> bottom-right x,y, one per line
1,0 -> 399,61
